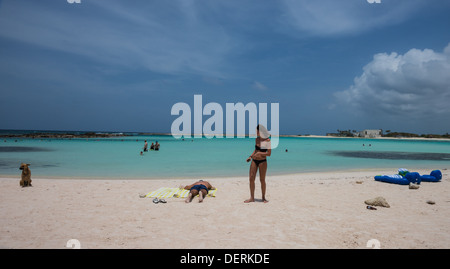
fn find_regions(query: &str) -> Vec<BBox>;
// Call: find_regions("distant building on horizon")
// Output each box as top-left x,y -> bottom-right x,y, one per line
356,129 -> 382,138
326,129 -> 383,138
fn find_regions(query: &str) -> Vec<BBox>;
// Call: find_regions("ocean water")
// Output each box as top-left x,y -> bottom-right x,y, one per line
1,134 -> 450,179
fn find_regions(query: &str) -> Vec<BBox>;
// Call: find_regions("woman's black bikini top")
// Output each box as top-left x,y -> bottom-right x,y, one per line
255,145 -> 268,152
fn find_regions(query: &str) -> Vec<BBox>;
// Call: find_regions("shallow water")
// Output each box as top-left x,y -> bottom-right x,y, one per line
1,135 -> 449,179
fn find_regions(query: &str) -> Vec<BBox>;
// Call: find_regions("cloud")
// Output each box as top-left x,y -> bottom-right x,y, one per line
252,81 -> 268,91
334,43 -> 450,118
0,0 -> 237,78
279,0 -> 424,36
0,0 -> 430,81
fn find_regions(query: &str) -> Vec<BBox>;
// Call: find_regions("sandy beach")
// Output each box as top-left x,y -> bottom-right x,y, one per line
1,169 -> 449,249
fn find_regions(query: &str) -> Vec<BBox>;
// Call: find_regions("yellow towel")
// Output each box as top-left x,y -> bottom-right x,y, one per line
145,187 -> 179,198
146,187 -> 217,198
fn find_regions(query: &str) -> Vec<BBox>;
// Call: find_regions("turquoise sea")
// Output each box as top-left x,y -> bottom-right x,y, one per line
1,132 -> 450,179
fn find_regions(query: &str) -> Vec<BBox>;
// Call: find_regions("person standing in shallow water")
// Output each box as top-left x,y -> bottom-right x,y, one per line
245,124 -> 271,203
143,140 -> 148,152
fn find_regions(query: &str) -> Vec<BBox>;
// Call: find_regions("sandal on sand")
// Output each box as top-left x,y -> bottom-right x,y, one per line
159,199 -> 167,203
153,198 -> 159,204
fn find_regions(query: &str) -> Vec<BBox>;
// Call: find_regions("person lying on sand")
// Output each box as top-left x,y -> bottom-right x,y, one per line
180,180 -> 216,203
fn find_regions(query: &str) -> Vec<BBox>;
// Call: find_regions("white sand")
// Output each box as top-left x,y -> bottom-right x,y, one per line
1,169 -> 449,249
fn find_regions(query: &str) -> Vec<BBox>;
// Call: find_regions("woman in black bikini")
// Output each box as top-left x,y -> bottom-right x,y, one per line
245,124 -> 271,203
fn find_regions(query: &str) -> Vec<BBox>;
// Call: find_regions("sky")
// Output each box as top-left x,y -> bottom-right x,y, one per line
0,0 -> 449,135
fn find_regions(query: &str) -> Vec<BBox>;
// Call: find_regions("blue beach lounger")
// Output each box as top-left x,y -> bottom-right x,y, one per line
374,168 -> 421,185
374,174 -> 410,185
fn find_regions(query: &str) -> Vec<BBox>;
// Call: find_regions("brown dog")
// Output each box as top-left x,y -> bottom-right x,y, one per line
19,163 -> 32,187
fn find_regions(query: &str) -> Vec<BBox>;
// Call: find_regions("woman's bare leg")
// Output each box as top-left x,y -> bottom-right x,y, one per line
259,161 -> 268,203
245,161 -> 258,203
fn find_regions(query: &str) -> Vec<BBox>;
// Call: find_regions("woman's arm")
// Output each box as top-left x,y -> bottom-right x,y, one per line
247,149 -> 256,162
